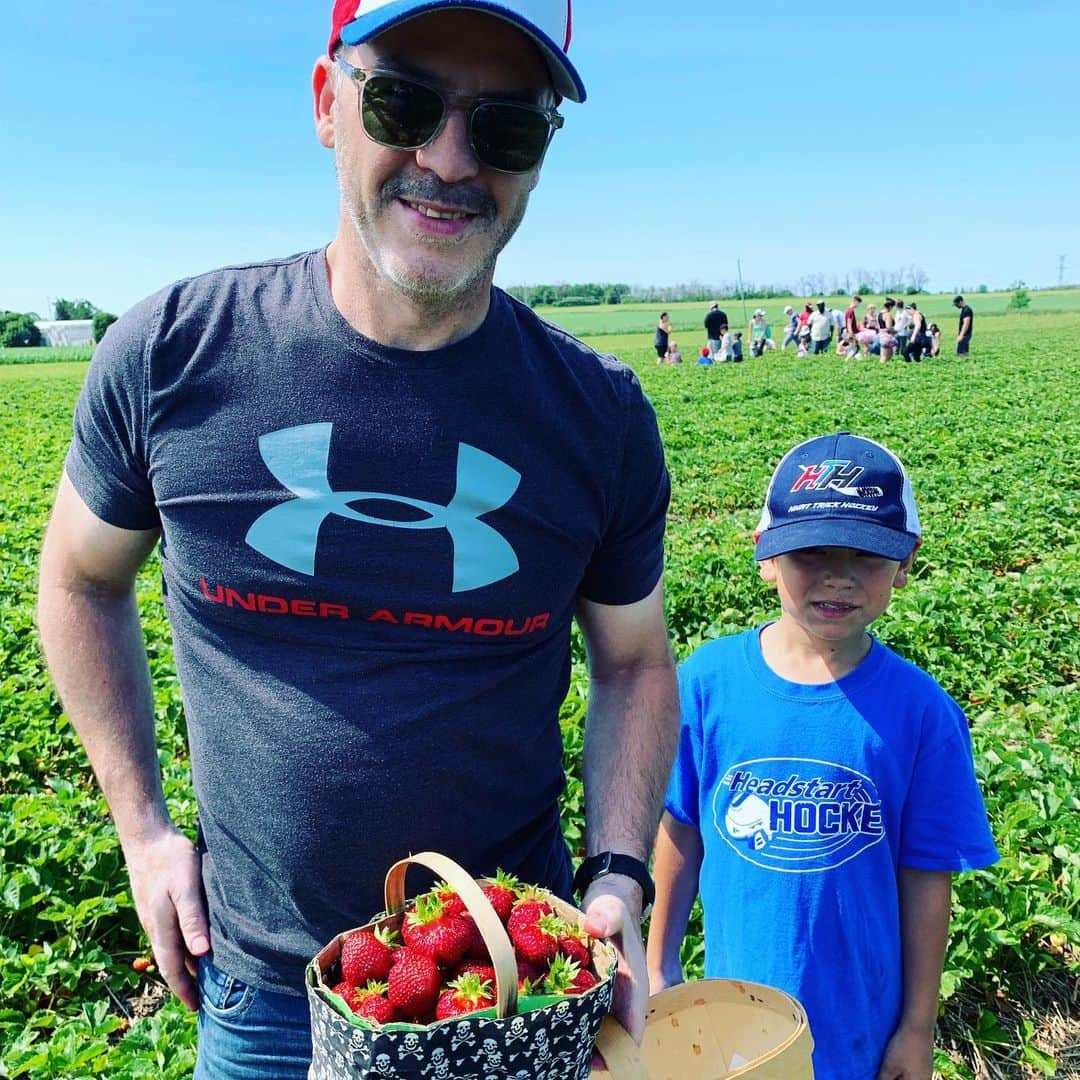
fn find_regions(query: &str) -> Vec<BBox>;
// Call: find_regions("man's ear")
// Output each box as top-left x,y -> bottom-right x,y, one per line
314,57 -> 338,149
893,538 -> 922,589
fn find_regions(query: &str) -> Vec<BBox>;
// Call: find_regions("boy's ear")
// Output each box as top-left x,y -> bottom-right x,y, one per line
758,557 -> 778,585
893,538 -> 922,589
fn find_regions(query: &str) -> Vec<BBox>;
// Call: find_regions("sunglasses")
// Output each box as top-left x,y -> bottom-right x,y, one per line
335,57 -> 564,174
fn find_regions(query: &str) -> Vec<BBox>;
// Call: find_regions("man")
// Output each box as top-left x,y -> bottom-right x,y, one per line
808,300 -> 832,354
36,3 -> 679,1076
704,301 -> 728,361
954,294 -> 974,355
844,294 -> 862,339
894,299 -> 912,359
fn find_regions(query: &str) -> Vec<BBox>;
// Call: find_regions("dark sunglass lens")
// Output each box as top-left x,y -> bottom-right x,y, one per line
362,76 -> 444,149
471,103 -> 550,172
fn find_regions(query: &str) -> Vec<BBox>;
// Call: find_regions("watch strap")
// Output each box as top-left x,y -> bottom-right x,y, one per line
572,851 -> 655,910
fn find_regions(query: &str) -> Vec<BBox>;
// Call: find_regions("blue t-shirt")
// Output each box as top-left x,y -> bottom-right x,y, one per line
66,249 -> 669,993
665,628 -> 998,1080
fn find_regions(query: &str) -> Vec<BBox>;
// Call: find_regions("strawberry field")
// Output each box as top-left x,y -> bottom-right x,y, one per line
1,303 -> 1078,1077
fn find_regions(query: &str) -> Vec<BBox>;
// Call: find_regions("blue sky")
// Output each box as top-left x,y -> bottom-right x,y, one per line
3,1 -> 1078,318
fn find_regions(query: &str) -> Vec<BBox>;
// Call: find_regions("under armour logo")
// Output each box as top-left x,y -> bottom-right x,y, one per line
246,424 -> 520,592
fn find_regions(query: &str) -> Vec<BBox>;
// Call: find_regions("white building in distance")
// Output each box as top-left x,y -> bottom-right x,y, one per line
35,320 -> 95,346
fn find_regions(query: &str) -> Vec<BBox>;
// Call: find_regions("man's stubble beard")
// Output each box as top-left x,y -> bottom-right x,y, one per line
334,130 -> 532,317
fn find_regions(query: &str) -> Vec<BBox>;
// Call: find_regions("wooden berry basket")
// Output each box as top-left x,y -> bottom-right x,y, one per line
306,851 -> 618,1079
591,980 -> 814,1080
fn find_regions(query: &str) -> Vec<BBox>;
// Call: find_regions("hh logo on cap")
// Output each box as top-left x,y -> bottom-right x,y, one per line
791,459 -> 882,498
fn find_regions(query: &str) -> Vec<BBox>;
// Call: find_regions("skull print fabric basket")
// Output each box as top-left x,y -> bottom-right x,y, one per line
306,852 -> 618,1079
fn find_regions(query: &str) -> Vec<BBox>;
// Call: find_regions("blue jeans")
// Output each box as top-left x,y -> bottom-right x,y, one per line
196,955 -> 312,1079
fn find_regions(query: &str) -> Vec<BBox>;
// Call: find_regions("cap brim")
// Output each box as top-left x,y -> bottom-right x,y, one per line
754,520 -> 919,561
339,0 -> 587,102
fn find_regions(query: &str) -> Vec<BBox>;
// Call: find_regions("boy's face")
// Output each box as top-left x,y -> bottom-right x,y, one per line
758,545 -> 915,646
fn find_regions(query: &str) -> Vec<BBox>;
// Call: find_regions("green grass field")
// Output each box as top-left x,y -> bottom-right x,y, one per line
1,308 -> 1077,1077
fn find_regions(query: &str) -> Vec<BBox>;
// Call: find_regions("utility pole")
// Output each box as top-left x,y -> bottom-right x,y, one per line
1059,255 -> 1067,288
736,258 -> 749,327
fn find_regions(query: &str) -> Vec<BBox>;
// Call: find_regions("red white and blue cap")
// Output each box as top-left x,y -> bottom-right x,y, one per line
329,0 -> 586,102
754,432 -> 921,561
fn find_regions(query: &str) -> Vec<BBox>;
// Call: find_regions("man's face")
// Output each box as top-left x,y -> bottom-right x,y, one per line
321,11 -> 552,306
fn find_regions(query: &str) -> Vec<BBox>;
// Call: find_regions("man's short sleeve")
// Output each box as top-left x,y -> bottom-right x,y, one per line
664,663 -> 704,828
899,693 -> 999,872
578,370 -> 669,605
64,296 -> 161,531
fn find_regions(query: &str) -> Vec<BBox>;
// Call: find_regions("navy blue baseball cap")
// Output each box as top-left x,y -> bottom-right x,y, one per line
754,432 -> 921,561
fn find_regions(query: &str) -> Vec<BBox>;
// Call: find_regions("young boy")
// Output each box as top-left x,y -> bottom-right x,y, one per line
717,326 -> 733,363
731,331 -> 744,363
647,432 -> 998,1080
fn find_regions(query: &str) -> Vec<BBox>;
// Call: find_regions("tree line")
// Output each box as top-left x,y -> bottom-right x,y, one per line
0,299 -> 118,348
505,265 -> 933,308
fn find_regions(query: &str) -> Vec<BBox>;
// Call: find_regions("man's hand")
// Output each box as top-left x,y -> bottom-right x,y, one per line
583,880 -> 647,1043
875,1021 -> 934,1080
124,826 -> 210,1011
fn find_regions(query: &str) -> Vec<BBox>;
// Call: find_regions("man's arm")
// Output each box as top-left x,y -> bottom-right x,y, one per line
958,315 -> 971,339
875,867 -> 952,1080
37,473 -> 210,1010
575,579 -> 680,1040
646,811 -> 703,995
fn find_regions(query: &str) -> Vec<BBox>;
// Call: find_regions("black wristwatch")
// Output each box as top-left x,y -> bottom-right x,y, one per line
573,852 -> 655,917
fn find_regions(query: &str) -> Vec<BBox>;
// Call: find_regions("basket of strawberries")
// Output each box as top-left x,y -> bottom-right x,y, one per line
305,851 -> 619,1079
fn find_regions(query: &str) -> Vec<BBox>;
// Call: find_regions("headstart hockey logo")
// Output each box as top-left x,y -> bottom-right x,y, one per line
713,757 -> 885,872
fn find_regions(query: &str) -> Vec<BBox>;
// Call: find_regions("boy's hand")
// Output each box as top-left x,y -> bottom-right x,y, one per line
875,1022 -> 933,1080
647,962 -> 683,997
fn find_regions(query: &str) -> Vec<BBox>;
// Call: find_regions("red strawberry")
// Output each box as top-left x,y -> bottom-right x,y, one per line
435,973 -> 495,1020
511,913 -> 562,967
433,881 -> 467,917
568,967 -> 599,994
454,961 -> 497,986
507,888 -> 554,939
459,914 -> 492,963
543,954 -> 598,996
387,948 -> 441,1022
556,922 -> 592,968
356,992 -> 396,1024
403,894 -> 472,968
337,980 -> 396,1024
481,869 -> 519,924
516,958 -> 541,994
340,927 -> 397,987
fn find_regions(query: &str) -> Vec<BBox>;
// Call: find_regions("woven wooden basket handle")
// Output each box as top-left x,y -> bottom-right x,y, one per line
384,852 -> 518,1019
591,1015 -> 650,1079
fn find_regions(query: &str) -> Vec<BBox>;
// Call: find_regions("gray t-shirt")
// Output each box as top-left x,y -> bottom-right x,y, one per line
65,250 -> 669,993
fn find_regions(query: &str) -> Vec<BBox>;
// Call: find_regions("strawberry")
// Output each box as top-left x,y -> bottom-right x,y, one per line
511,913 -> 562,967
403,894 -> 472,968
454,961 -> 497,986
507,887 -> 554,939
355,992 -> 396,1024
543,953 -> 599,996
340,927 -> 397,987
481,869 -> 519,924
435,973 -> 495,1020
556,921 -> 592,968
432,881 -> 467,917
336,980 -> 396,1024
459,913 -> 492,963
387,948 -> 441,1022
516,957 -> 542,994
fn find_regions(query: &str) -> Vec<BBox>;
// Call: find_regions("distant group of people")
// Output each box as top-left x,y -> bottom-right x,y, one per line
655,295 -> 975,367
